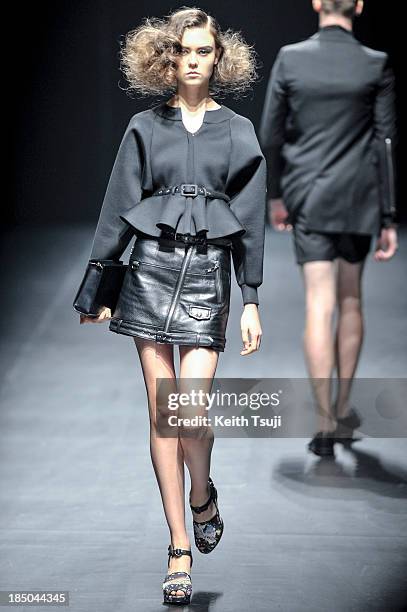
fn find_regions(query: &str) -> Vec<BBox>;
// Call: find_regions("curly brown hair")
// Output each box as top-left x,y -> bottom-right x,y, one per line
119,6 -> 259,99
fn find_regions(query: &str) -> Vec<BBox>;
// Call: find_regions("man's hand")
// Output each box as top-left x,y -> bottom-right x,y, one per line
374,227 -> 398,261
240,304 -> 262,355
80,306 -> 112,324
268,198 -> 292,232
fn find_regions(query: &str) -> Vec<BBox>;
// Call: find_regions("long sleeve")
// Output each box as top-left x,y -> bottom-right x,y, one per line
373,55 -> 397,229
227,116 -> 267,306
89,116 -> 144,261
259,49 -> 289,198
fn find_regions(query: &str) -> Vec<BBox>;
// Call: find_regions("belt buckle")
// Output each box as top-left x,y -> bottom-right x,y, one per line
176,233 -> 191,244
180,183 -> 198,197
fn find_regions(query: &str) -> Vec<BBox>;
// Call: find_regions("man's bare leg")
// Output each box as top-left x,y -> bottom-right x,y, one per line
301,260 -> 337,433
334,258 -> 366,419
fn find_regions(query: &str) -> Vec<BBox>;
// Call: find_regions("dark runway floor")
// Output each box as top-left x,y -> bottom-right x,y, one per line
0,224 -> 406,611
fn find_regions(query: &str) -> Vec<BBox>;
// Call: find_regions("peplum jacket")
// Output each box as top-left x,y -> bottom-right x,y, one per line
88,101 -> 267,305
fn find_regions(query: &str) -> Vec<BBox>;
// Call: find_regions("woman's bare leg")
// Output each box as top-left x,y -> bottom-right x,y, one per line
134,337 -> 188,597
334,258 -> 366,418
301,260 -> 337,433
178,346 -> 220,523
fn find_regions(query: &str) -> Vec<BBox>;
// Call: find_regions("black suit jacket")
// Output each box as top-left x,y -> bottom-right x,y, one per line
259,25 -> 397,236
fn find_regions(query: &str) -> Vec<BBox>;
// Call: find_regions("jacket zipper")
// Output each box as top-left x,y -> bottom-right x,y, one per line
384,138 -> 396,216
163,245 -> 195,332
184,131 -> 194,235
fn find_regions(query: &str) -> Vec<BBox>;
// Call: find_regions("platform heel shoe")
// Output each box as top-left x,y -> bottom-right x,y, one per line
162,544 -> 193,605
189,476 -> 224,554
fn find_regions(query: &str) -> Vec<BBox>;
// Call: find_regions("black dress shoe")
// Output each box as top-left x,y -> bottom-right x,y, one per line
308,431 -> 335,457
334,407 -> 362,444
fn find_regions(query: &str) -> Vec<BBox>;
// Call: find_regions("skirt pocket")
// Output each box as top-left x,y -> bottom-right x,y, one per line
203,258 -> 231,307
208,261 -> 223,304
113,258 -> 179,327
180,263 -> 222,308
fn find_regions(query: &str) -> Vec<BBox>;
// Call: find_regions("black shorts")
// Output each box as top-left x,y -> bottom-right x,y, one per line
292,213 -> 372,265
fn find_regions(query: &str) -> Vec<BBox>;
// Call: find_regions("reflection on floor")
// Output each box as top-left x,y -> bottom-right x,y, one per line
0,224 -> 406,612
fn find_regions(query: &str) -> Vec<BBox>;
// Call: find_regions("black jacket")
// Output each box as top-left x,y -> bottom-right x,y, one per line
87,102 -> 266,305
259,25 -> 397,235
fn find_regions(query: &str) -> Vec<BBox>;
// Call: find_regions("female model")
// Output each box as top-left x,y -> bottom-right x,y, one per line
77,7 -> 266,605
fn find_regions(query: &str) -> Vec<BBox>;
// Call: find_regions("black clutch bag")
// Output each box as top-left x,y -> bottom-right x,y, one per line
73,259 -> 128,317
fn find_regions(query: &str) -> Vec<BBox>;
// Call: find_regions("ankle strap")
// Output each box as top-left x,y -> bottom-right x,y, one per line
168,544 -> 193,568
168,545 -> 193,559
190,493 -> 211,513
190,484 -> 214,514
190,478 -> 217,514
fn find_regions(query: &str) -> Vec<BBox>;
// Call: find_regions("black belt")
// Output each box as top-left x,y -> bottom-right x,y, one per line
158,231 -> 232,248
153,183 -> 230,203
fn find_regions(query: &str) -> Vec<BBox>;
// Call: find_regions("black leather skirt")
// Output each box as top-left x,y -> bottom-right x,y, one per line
109,233 -> 232,352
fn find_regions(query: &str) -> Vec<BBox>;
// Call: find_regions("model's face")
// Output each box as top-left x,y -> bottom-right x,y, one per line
174,27 -> 220,88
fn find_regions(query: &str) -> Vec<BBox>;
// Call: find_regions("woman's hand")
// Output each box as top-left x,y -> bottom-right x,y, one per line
240,304 -> 262,355
80,306 -> 112,324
